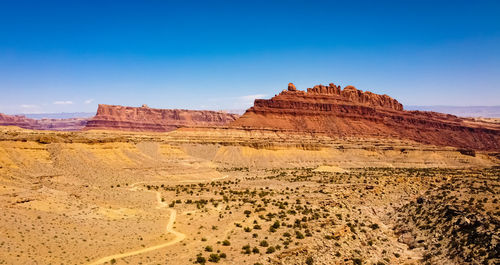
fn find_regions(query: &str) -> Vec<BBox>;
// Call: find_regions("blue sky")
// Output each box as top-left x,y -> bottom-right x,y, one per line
1,0 -> 499,114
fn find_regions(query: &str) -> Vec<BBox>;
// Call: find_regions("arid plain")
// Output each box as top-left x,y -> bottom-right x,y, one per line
1,84 -> 499,265
0,126 -> 498,265
2,0 -> 500,263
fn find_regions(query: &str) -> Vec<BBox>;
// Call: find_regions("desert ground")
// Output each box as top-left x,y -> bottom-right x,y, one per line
0,126 -> 498,265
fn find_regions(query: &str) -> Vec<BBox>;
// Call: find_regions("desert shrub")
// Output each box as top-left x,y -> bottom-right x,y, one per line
208,253 -> 220,263
269,220 -> 280,232
352,258 -> 362,265
196,255 -> 206,264
242,244 -> 251,254
266,246 -> 275,254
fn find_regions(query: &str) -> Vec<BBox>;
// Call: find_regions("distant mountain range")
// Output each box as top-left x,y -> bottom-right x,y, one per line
15,106 -> 500,120
22,112 -> 96,119
21,111 -> 244,119
406,106 -> 500,118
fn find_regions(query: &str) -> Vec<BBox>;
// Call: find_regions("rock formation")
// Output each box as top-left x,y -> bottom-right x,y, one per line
231,83 -> 500,151
0,113 -> 89,131
85,104 -> 240,132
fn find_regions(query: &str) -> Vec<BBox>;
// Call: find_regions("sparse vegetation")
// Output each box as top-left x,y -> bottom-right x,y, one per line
1,127 -> 497,265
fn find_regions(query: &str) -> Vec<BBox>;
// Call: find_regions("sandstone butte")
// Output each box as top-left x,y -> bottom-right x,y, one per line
84,104 -> 240,132
0,113 -> 88,131
230,83 -> 500,151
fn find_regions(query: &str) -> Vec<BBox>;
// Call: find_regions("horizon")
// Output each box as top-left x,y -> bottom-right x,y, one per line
11,98 -> 500,116
2,0 -> 500,114
13,103 -> 500,120
11,100 -> 500,116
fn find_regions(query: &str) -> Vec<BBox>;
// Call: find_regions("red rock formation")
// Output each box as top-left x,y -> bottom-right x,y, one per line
85,104 -> 240,132
231,83 -> 500,151
0,113 -> 88,131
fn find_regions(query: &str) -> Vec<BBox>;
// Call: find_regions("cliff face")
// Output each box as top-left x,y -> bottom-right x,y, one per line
231,83 -> 500,151
85,104 -> 240,132
0,113 -> 88,131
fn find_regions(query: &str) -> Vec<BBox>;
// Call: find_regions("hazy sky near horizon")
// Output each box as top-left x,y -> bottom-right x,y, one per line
1,0 -> 499,114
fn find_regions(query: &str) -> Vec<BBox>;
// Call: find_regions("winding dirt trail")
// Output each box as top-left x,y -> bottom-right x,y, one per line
87,175 -> 228,265
88,185 -> 185,265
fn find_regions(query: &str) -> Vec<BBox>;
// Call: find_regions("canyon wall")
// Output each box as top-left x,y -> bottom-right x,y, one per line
231,83 -> 500,151
1,126 -> 497,171
0,113 -> 88,131
85,104 -> 240,132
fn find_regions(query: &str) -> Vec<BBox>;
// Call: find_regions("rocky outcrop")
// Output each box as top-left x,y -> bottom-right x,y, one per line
0,113 -> 32,128
231,83 -> 500,150
394,169 -> 500,264
0,113 -> 88,131
85,104 -> 239,132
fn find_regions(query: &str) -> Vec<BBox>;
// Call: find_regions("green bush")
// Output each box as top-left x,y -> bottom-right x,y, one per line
242,244 -> 251,254
196,256 -> 206,264
295,231 -> 305,239
266,246 -> 276,254
208,253 -> 220,263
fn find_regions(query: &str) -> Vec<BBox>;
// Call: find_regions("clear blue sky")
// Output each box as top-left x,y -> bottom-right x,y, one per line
1,0 -> 499,114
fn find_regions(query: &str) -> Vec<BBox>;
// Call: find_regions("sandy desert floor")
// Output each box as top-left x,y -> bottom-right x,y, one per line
0,127 -> 498,265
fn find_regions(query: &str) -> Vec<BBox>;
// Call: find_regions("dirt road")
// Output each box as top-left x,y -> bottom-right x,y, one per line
88,184 -> 186,265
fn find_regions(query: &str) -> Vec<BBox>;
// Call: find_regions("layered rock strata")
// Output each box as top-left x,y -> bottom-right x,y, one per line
85,104 -> 239,132
231,83 -> 500,151
0,113 -> 88,131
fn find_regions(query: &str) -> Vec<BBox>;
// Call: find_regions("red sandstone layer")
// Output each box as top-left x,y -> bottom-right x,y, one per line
0,113 -> 88,131
85,104 -> 240,132
231,83 -> 500,151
